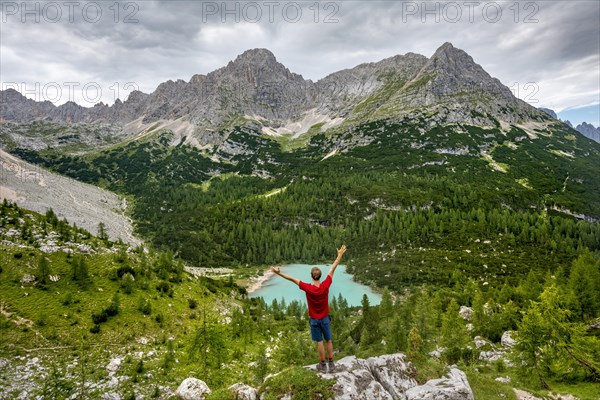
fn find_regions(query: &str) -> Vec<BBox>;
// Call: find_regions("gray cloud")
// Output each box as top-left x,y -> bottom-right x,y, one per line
0,0 -> 597,112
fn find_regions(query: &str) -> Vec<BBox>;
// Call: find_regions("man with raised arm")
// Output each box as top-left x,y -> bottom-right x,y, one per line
271,245 -> 347,372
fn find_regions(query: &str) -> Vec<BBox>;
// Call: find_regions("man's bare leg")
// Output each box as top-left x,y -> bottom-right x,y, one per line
317,341 -> 326,360
326,340 -> 333,359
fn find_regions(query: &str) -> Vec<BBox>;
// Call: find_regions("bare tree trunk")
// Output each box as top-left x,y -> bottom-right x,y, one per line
534,358 -> 550,390
564,345 -> 600,380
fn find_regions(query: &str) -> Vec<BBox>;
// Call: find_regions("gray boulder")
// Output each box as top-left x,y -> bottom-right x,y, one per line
229,383 -> 258,400
325,356 -> 397,400
176,377 -> 211,400
405,368 -> 475,400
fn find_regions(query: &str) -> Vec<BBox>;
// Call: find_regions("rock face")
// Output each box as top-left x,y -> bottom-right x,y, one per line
404,368 -> 475,400
175,377 -> 211,400
1,43 -> 553,152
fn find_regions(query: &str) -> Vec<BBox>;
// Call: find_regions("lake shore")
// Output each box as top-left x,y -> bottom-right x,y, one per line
246,268 -> 276,294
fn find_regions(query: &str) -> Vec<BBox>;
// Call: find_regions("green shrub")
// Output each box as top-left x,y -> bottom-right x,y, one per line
91,311 -> 108,324
156,281 -> 170,293
105,294 -> 120,317
138,297 -> 152,315
136,359 -> 144,374
62,292 -> 73,306
36,312 -> 48,327
188,298 -> 197,309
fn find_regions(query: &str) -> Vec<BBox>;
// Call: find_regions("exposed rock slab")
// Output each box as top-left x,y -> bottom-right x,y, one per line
404,368 -> 475,400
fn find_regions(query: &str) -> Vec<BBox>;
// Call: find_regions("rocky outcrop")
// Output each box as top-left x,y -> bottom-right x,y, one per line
459,306 -> 473,321
317,354 -> 418,399
194,353 -> 474,400
307,353 -> 475,400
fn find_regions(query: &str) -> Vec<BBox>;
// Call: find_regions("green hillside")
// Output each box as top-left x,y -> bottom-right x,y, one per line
11,118 -> 600,290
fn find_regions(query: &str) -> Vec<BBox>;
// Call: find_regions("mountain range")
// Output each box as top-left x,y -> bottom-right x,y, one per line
1,42 -> 553,153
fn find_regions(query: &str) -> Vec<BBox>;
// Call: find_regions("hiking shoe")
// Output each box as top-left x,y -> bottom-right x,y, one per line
317,362 -> 327,372
328,359 -> 336,372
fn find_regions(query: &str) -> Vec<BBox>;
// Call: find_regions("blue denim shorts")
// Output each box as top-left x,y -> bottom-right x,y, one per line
309,315 -> 332,342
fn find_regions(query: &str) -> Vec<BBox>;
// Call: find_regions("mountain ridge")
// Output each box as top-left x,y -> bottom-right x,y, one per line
1,43 -> 557,152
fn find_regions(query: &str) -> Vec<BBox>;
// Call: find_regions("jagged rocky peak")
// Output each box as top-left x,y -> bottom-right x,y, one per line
315,52 -> 429,116
233,48 -> 278,64
153,78 -> 189,98
419,42 -> 512,98
214,47 -> 306,84
384,41 -> 546,125
1,88 -> 25,101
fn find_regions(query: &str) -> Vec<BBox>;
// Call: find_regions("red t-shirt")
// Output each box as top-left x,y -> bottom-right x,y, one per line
299,275 -> 332,319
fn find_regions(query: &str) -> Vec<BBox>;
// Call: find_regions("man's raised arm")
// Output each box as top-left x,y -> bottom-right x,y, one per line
327,245 -> 347,279
271,266 -> 300,286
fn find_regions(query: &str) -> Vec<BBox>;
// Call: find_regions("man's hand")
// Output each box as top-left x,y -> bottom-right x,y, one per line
328,245 -> 346,279
337,244 -> 347,259
271,266 -> 281,275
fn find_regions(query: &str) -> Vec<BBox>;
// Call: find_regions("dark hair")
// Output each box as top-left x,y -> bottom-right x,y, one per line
311,267 -> 322,281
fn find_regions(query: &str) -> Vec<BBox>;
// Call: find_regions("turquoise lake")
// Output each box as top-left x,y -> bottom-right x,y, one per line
249,264 -> 381,307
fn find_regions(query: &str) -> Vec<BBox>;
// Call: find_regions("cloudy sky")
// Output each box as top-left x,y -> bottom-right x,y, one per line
1,0 -> 599,125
